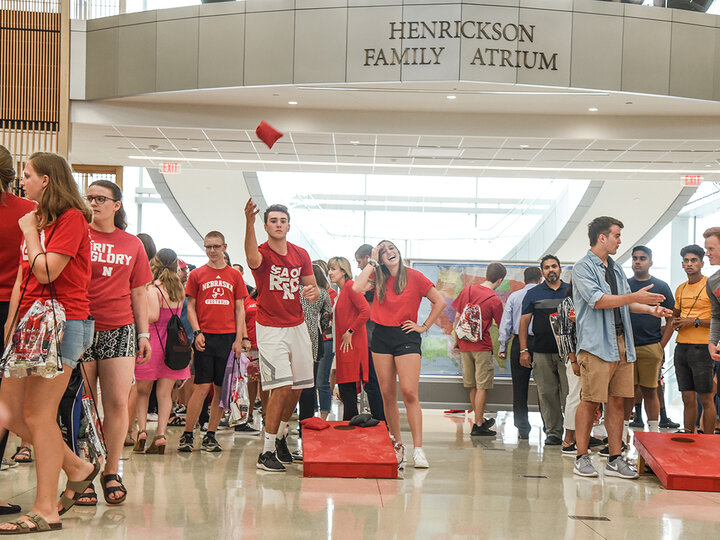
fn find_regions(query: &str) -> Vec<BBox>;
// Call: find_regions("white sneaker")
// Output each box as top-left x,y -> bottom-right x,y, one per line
412,447 -> 429,469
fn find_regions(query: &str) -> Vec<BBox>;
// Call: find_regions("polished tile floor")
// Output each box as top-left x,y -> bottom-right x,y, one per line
1,407 -> 719,539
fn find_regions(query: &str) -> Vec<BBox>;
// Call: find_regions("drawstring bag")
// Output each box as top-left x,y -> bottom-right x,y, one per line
1,254 -> 65,379
153,285 -> 192,370
220,352 -> 250,426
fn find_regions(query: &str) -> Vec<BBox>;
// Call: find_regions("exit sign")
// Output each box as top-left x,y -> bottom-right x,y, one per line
162,162 -> 180,174
681,175 -> 702,186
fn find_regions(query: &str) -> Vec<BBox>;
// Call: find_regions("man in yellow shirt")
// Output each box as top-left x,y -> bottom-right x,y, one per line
672,244 -> 715,434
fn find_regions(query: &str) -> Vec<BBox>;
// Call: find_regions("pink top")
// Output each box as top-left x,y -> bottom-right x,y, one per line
134,306 -> 190,381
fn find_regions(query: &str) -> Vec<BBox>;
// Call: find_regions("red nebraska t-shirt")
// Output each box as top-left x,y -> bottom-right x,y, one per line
370,268 -> 434,327
0,193 -> 36,301
19,208 -> 91,320
451,284 -> 503,352
186,264 -> 248,334
251,241 -> 313,327
87,228 -> 153,331
244,295 -> 257,348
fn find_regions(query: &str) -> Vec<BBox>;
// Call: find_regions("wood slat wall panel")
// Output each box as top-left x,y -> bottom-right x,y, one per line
1,0 -> 62,188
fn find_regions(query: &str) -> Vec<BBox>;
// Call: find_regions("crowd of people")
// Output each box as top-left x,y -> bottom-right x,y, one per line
0,147 -> 719,532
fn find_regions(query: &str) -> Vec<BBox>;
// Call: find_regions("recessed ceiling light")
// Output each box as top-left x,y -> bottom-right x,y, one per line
191,147 -> 199,151
446,95 -> 457,100
519,144 -> 530,149
350,140 -> 360,145
588,107 -> 599,112
288,101 -> 298,105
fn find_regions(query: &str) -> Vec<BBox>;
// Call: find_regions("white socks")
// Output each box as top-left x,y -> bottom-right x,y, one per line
648,420 -> 660,433
622,420 -> 630,443
278,421 -> 288,439
263,432 -> 276,454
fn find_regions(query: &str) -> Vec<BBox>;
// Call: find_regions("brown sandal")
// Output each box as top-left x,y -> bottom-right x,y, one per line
58,461 -> 101,516
133,431 -> 147,453
0,512 -> 62,535
145,435 -> 166,455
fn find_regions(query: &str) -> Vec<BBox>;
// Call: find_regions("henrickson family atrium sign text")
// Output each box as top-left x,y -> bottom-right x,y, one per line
363,20 -> 559,71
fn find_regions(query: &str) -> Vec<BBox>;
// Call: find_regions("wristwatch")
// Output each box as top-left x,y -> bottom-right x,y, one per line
520,348 -> 529,353
193,330 -> 203,338
694,318 -> 700,328
347,329 -> 354,334
242,337 -> 251,341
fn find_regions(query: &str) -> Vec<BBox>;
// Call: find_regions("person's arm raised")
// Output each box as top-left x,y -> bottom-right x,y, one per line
244,198 -> 262,270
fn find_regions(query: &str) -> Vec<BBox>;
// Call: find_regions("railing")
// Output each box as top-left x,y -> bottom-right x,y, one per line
66,0 -> 720,21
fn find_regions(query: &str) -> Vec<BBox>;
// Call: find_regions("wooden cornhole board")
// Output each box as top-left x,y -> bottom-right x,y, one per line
634,431 -> 720,492
302,421 -> 398,479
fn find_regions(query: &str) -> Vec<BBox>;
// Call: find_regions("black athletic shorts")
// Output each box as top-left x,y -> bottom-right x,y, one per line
371,324 -> 422,356
194,332 -> 235,386
674,343 -> 714,394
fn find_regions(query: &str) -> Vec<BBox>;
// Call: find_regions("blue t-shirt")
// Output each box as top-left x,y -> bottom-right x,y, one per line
627,276 -> 674,346
522,280 -> 568,353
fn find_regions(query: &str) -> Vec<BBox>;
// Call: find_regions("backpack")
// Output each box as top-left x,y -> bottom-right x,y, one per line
154,286 -> 192,370
455,287 -> 491,343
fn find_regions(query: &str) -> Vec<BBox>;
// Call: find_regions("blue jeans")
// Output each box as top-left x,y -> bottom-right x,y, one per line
316,340 -> 334,413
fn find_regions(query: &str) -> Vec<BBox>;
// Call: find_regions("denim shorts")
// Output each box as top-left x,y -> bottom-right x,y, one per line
59,319 -> 95,369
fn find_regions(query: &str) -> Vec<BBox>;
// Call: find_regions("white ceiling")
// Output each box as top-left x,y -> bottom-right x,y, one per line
69,81 -> 720,181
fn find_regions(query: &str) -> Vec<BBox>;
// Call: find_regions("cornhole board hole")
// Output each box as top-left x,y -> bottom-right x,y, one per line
302,421 -> 398,479
634,432 -> 720,492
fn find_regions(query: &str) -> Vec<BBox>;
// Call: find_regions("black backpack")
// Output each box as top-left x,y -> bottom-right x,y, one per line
154,286 -> 192,370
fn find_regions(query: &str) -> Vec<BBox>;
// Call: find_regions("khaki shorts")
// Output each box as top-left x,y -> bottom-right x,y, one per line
633,342 -> 663,388
577,335 -> 634,403
461,350 -> 494,390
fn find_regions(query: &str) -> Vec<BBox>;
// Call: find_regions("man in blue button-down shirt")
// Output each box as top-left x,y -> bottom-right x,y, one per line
571,216 -> 672,480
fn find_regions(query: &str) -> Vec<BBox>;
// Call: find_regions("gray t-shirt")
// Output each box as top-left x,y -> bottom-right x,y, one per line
707,269 -> 720,344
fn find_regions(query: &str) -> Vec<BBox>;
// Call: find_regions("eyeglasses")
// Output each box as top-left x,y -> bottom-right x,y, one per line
204,245 -> 224,251
86,195 -> 117,204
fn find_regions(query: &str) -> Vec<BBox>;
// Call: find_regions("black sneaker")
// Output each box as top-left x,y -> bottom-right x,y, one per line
659,418 -> 680,429
257,451 -> 286,472
480,417 -> 496,430
599,442 -> 627,457
234,422 -> 260,435
202,433 -> 222,452
291,449 -> 303,463
544,435 -> 563,446
588,436 -> 604,448
275,435 -> 292,464
562,442 -> 577,455
629,417 -> 644,429
178,432 -> 194,452
470,423 -> 497,436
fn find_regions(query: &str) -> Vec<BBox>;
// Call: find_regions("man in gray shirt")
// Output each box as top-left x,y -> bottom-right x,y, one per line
703,227 -> 720,435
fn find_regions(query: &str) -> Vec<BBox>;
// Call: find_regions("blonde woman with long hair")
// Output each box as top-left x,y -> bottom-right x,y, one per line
354,240 -> 446,470
0,152 -> 98,532
134,249 -> 191,454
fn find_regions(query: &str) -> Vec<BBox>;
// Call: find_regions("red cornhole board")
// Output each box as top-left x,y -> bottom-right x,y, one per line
302,421 -> 397,479
634,432 -> 720,492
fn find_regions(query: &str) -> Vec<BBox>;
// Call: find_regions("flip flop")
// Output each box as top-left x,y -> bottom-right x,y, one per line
58,462 -> 101,516
0,512 -> 62,535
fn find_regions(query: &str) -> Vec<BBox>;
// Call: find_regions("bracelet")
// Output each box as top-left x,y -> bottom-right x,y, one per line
242,337 -> 251,341
193,330 -> 203,338
137,333 -> 150,340
422,322 -> 429,331
368,258 -> 379,268
520,348 -> 529,353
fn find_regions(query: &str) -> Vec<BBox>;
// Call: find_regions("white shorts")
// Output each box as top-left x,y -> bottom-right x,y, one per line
256,322 -> 314,390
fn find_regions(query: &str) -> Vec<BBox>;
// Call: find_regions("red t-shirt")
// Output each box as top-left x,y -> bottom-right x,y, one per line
0,193 -> 37,301
186,264 -> 248,334
244,295 -> 257,348
370,268 -> 434,327
87,228 -> 153,331
19,208 -> 91,320
451,284 -> 503,352
251,241 -> 313,328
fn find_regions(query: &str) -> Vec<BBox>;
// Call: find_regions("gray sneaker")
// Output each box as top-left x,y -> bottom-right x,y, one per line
605,457 -> 639,479
573,454 -> 598,477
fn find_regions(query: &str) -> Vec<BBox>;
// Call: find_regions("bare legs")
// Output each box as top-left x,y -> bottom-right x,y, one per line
373,352 -> 423,447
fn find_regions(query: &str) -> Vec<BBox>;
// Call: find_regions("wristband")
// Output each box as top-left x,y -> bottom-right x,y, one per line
368,258 -> 379,268
242,337 -> 251,341
137,333 -> 150,340
520,348 -> 529,353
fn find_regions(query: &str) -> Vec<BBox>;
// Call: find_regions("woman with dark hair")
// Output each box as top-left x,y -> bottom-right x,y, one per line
0,145 -> 35,515
328,256 -> 370,420
76,179 -> 153,507
0,152 -> 98,532
134,248 -> 191,454
136,233 -> 156,262
354,240 -> 446,469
